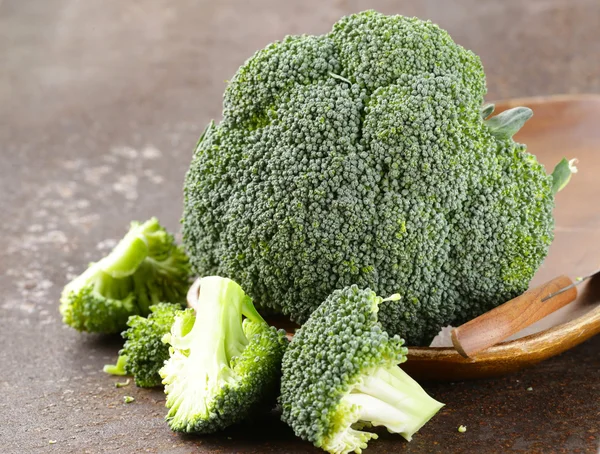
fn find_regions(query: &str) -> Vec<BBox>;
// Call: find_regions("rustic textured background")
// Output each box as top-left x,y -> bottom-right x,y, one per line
1,0 -> 599,452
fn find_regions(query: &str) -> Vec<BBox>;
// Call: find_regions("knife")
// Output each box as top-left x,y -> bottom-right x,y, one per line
451,270 -> 600,358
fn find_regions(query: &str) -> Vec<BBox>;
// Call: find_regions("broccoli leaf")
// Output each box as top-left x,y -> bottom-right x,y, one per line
551,158 -> 578,195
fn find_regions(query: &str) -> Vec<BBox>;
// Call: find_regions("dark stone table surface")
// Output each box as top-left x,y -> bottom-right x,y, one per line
1,1 -> 598,452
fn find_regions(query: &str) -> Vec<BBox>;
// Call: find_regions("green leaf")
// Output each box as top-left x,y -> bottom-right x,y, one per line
480,103 -> 495,119
195,120 -> 214,150
551,158 -> 578,195
485,106 -> 533,139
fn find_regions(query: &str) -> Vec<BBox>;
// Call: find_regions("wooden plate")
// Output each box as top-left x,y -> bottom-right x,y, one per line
403,95 -> 600,381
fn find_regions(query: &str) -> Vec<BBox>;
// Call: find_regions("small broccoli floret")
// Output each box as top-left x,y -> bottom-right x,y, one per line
60,218 -> 191,333
280,286 -> 443,454
104,303 -> 185,387
159,276 -> 288,434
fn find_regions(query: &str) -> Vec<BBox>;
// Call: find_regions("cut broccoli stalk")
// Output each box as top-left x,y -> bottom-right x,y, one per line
160,276 -> 288,434
323,365 -> 443,453
343,366 -> 444,442
163,278 -> 253,421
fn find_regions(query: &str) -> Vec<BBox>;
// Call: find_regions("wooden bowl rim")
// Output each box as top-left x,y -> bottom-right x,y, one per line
407,303 -> 600,359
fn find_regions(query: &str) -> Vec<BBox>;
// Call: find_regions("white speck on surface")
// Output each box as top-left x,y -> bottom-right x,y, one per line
62,159 -> 84,170
96,238 -> 117,251
37,279 -> 54,291
68,213 -> 100,231
2,301 -> 18,311
34,209 -> 49,218
113,174 -> 138,200
141,145 -> 162,159
103,154 -> 118,164
7,269 -> 58,310
19,303 -> 36,314
55,182 -> 76,199
168,133 -> 181,147
83,166 -> 112,185
111,146 -> 138,159
74,199 -> 90,210
143,169 -> 164,184
9,230 -> 69,254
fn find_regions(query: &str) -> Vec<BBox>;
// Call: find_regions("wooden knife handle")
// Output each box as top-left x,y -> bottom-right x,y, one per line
451,275 -> 577,358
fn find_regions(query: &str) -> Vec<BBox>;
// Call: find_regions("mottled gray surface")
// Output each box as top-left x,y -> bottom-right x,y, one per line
1,0 -> 599,453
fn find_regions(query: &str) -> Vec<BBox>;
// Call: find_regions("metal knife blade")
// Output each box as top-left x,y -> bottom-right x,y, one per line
541,269 -> 600,302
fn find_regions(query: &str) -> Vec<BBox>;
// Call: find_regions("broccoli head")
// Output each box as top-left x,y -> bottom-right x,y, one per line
280,285 -> 443,454
60,218 -> 191,333
182,10 -> 565,345
159,276 -> 288,433
104,302 -> 186,387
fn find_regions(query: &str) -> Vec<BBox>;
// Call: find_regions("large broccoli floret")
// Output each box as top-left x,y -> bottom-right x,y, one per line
182,10 -> 566,345
60,218 -> 190,333
159,276 -> 288,433
280,285 -> 443,454
103,303 -> 186,387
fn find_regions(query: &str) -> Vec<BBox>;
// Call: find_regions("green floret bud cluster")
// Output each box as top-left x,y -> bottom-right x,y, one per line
60,218 -> 191,333
182,10 -> 557,345
280,285 -> 443,454
104,303 -> 187,388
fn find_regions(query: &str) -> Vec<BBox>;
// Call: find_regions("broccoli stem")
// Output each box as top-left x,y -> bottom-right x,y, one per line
94,271 -> 132,301
240,293 -> 267,325
345,366 -> 444,441
99,231 -> 148,278
103,355 -> 128,376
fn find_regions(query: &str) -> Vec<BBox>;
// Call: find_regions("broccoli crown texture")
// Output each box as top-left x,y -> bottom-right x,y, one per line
159,276 -> 288,434
60,218 -> 191,333
182,10 -> 555,345
280,286 -> 444,454
104,303 -> 185,387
